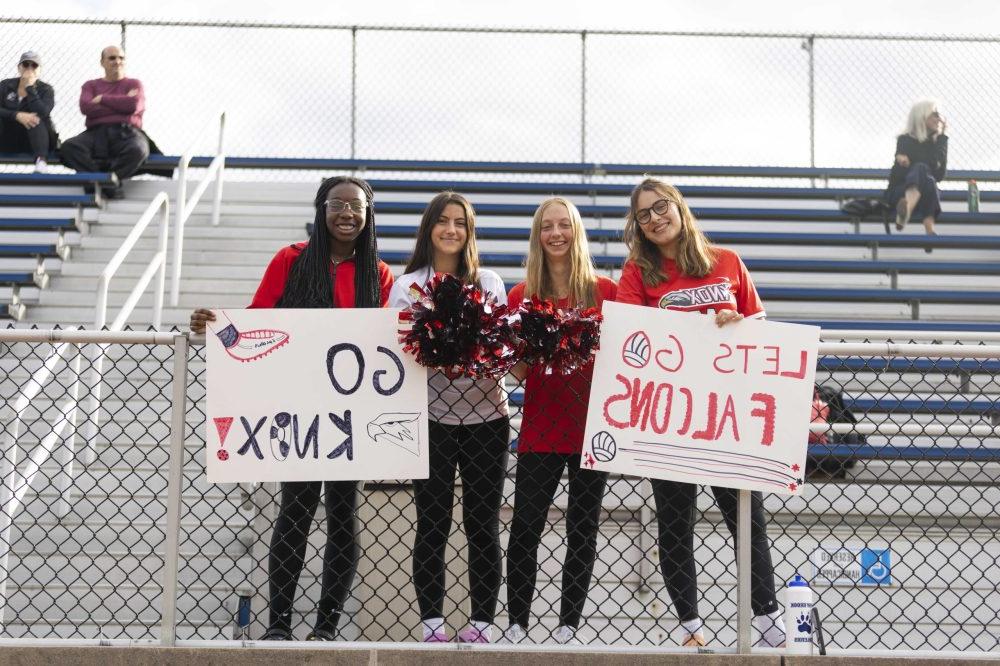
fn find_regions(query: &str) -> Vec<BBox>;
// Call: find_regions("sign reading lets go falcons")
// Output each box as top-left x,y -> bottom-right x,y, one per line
581,302 -> 820,495
206,308 -> 429,483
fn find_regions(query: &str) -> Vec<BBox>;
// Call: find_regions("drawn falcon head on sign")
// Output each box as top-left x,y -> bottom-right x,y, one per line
367,412 -> 422,456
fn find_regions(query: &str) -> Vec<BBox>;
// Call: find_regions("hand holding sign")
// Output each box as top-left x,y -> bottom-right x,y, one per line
581,302 -> 819,495
206,309 -> 429,483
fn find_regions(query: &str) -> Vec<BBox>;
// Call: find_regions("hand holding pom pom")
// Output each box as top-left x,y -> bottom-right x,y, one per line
398,274 -> 519,379
514,296 -> 603,374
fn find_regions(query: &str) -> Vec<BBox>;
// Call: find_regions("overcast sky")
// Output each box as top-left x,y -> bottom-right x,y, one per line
6,1 -> 998,171
14,0 -> 1000,35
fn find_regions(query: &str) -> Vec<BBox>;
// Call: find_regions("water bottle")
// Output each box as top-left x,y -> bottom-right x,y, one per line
968,180 -> 980,213
785,574 -> 814,654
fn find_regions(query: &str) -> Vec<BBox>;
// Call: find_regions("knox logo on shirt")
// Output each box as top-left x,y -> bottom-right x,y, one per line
657,278 -> 736,310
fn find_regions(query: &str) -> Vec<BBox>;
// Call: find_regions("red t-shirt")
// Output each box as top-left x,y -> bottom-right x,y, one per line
509,276 -> 618,454
615,247 -> 764,318
249,242 -> 394,308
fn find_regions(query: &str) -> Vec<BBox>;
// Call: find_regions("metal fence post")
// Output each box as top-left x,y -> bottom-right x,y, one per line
120,21 -> 127,52
351,26 -> 358,160
737,489 -> 752,654
805,35 -> 816,169
580,30 -> 587,164
160,333 -> 190,646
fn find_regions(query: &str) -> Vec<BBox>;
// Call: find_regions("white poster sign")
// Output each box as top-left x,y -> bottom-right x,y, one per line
581,302 -> 820,495
206,308 -> 429,483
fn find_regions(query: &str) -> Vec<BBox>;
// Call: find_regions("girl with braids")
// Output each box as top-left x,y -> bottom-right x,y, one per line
616,177 -> 785,648
503,198 -> 616,645
190,176 -> 394,641
388,191 -> 509,644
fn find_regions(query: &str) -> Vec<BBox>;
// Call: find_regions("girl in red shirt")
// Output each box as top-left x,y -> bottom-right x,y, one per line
617,178 -> 785,648
190,176 -> 393,641
504,197 -> 616,644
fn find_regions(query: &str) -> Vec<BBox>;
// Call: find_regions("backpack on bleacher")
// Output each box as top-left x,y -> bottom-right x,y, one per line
840,197 -> 890,220
807,384 -> 864,479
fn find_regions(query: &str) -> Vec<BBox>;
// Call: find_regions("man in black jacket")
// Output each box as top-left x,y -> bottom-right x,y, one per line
0,51 -> 58,173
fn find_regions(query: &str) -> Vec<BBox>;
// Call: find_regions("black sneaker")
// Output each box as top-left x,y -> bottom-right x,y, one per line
305,628 -> 337,641
102,186 -> 126,200
260,627 -> 293,640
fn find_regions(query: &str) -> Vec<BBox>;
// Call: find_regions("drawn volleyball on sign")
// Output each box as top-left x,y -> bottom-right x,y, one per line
622,330 -> 651,368
591,431 -> 617,462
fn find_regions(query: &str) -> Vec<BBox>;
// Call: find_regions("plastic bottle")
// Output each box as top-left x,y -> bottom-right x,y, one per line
968,180 -> 980,213
784,574 -> 814,654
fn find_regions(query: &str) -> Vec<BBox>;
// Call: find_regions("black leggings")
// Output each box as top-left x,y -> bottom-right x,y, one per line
506,452 -> 608,629
412,417 -> 510,622
267,480 -> 362,633
650,479 -> 779,622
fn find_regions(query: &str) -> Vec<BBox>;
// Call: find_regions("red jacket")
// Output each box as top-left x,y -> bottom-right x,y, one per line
249,242 -> 394,308
509,276 -> 617,454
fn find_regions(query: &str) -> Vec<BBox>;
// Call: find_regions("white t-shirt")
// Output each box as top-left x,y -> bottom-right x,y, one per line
389,266 -> 510,426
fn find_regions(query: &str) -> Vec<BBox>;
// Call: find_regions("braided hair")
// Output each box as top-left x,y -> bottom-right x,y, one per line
276,176 -> 381,309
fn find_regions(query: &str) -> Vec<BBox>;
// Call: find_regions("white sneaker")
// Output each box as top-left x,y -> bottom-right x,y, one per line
552,625 -> 577,644
33,158 -> 48,174
501,624 -> 527,643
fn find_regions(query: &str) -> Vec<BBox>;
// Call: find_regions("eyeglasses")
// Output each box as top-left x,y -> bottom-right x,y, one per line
325,199 -> 366,215
634,198 -> 674,226
19,61 -> 38,69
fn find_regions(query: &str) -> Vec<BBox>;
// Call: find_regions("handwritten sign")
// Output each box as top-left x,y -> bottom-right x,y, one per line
206,308 -> 429,483
580,302 -> 820,495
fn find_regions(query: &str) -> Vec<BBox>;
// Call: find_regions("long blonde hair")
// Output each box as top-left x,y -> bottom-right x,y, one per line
904,99 -> 939,143
624,177 -> 716,286
524,197 -> 599,308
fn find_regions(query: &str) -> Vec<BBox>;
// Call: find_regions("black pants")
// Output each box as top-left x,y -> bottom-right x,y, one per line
267,480 -> 362,634
506,452 -> 608,629
60,123 -> 149,180
412,417 -> 510,623
650,479 -> 779,621
0,118 -> 51,158
887,162 -> 941,221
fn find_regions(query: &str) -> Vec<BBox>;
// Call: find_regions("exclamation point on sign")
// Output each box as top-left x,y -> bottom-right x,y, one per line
214,416 -> 234,461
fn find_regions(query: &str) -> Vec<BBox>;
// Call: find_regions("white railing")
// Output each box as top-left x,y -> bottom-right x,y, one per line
95,191 -> 170,331
171,110 -> 226,307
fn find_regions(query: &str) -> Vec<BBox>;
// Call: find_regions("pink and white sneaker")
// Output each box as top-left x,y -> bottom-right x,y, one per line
423,629 -> 449,643
216,323 -> 290,362
457,626 -> 491,643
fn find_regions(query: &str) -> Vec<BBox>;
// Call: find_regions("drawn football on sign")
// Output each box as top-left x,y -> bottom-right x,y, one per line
622,330 -> 650,368
270,412 -> 292,460
591,431 -> 617,462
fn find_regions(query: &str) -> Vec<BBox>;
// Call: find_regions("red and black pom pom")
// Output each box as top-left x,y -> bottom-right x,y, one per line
399,274 -> 519,379
514,296 -> 603,374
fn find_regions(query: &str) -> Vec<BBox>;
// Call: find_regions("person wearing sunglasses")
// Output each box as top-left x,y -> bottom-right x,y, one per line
0,51 -> 58,173
190,177 -> 394,640
616,178 -> 786,649
60,46 -> 149,199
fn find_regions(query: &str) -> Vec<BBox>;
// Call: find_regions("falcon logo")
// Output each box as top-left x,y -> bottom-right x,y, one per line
367,412 -> 422,456
658,278 -> 735,310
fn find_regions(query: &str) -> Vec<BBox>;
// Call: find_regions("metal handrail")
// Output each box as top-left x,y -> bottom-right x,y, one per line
171,110 -> 226,307
95,190 -> 170,331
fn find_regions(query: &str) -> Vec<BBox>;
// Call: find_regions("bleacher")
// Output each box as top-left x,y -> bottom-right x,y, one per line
2,154 -> 999,646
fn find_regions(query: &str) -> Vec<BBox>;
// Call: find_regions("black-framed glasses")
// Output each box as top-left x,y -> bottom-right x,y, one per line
634,198 -> 674,226
19,61 -> 38,69
325,199 -> 366,215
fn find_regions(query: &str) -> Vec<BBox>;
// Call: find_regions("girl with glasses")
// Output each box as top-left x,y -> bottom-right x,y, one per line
503,198 -> 616,645
389,191 -> 510,644
616,177 -> 785,648
190,176 -> 394,641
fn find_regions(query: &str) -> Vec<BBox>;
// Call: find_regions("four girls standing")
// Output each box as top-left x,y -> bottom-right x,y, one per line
194,179 -> 790,647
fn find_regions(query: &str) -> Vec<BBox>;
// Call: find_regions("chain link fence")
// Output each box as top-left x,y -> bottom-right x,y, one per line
1,326 -> 999,651
1,18 -> 999,173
